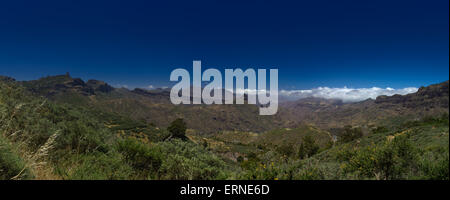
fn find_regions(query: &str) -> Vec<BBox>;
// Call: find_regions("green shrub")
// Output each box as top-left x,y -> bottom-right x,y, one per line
418,146 -> 449,180
343,133 -> 417,180
295,166 -> 324,180
55,120 -> 110,154
0,136 -> 31,180
156,139 -> 229,180
339,125 -> 363,143
276,144 -> 295,157
371,126 -> 389,134
167,118 -> 187,140
63,152 -> 133,180
298,135 -> 320,159
116,138 -> 162,178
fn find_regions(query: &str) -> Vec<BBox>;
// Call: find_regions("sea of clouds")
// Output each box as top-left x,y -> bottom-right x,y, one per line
146,85 -> 419,103
279,87 -> 418,102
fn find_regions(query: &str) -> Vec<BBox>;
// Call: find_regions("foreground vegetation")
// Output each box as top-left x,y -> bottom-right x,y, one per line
1,79 -> 448,180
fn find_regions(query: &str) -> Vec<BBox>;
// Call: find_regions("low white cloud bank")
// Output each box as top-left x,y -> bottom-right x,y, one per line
279,87 -> 418,102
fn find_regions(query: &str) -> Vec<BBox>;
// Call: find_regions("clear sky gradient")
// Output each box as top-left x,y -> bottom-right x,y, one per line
0,0 -> 448,90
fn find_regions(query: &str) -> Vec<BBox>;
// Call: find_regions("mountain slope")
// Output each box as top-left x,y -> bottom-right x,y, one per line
18,74 -> 287,134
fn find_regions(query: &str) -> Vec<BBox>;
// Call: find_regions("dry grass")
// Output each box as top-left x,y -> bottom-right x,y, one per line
11,131 -> 61,180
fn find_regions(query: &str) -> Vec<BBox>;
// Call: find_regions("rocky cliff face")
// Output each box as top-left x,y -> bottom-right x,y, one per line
87,80 -> 115,93
375,81 -> 449,109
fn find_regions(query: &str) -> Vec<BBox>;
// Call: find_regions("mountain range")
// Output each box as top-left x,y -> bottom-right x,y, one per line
9,74 -> 448,135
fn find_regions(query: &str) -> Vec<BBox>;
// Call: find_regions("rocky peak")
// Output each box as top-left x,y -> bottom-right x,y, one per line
87,79 -> 114,93
375,80 -> 449,108
416,80 -> 449,98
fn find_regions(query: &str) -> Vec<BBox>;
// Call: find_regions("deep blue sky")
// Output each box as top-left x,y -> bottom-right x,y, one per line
0,0 -> 448,89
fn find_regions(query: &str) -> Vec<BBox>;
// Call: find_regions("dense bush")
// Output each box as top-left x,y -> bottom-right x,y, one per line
167,118 -> 187,140
295,165 -> 325,180
276,144 -> 295,157
0,136 -> 31,180
116,138 -> 162,178
418,146 -> 449,180
156,139 -> 230,180
298,135 -> 320,159
55,120 -> 111,154
62,152 -> 133,180
343,133 -> 418,180
239,151 -> 294,180
338,125 -> 363,143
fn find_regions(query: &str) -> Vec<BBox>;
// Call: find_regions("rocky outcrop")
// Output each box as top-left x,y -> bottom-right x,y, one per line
87,80 -> 114,93
375,81 -> 449,109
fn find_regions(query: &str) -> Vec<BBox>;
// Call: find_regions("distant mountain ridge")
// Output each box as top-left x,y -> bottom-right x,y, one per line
20,74 -> 115,97
280,80 -> 449,129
